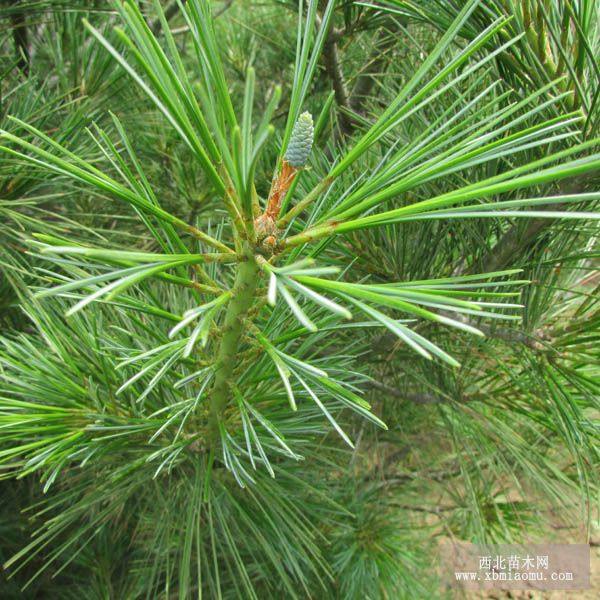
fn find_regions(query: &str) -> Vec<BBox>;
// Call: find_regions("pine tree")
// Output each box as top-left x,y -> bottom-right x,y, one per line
0,1 -> 598,598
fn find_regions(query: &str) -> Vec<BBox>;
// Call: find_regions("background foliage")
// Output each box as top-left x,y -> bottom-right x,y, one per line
0,1 -> 598,598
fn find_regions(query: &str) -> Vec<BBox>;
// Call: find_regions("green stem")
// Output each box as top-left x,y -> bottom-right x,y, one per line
277,176 -> 333,229
281,222 -> 338,250
208,244 -> 259,442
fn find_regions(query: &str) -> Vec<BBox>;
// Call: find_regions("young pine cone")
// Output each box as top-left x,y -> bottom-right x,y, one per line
284,111 -> 314,168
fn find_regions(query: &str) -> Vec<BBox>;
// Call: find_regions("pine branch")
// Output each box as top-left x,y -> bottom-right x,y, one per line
322,20 -> 402,137
349,24 -> 402,116
463,176 -> 591,275
321,19 -> 355,136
